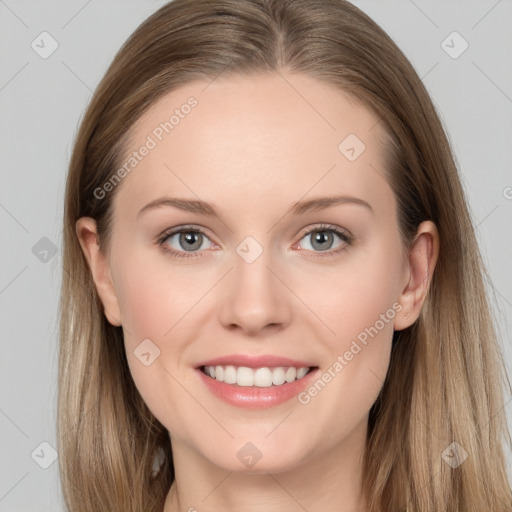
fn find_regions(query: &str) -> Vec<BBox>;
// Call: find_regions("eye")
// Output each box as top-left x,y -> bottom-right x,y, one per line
295,224 -> 353,257
157,226 -> 216,259
157,223 -> 353,260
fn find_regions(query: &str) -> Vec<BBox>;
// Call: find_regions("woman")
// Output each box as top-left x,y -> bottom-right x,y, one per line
58,1 -> 512,510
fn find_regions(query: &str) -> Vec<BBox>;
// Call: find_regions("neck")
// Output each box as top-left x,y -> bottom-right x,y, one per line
163,418 -> 368,512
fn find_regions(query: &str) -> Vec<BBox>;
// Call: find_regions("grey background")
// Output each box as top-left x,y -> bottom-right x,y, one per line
1,0 -> 511,510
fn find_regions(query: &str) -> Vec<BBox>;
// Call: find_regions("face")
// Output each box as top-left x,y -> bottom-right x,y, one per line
91,72 -> 412,474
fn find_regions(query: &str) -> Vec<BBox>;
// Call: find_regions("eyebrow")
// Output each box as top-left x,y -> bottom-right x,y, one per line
137,194 -> 374,219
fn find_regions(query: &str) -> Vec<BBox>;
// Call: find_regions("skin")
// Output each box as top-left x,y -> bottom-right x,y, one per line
77,72 -> 439,512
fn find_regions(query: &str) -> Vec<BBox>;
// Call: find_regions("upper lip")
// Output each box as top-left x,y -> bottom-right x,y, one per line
196,354 -> 317,369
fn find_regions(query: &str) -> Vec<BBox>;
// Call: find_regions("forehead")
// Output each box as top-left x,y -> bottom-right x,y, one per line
113,72 -> 392,220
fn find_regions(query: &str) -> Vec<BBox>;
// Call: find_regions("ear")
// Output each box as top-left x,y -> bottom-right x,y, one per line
394,220 -> 439,331
76,217 -> 122,327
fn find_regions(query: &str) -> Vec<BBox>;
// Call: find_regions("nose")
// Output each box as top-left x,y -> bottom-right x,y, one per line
218,247 -> 292,337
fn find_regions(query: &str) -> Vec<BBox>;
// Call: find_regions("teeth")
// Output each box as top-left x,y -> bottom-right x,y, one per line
237,366 -> 254,386
285,367 -> 296,383
203,365 -> 312,387
272,367 -> 286,385
254,368 -> 272,387
296,367 -> 309,379
223,365 -> 237,384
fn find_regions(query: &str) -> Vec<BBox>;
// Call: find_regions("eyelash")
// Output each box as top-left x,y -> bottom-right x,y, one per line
156,223 -> 353,260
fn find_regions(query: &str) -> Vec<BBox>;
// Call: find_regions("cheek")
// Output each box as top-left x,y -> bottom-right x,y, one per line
113,246 -> 194,342
297,237 -> 403,351
119,281 -> 171,341
292,237 -> 401,431
117,263 -> 196,438
295,288 -> 397,454
112,250 -> 218,435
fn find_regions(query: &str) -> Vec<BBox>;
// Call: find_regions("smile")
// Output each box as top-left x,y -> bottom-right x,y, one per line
196,355 -> 320,409
201,365 -> 313,388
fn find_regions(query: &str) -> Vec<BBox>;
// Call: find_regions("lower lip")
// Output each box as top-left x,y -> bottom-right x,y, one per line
196,367 -> 319,409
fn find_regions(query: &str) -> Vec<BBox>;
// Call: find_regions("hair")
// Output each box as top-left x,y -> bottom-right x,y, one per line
58,0 -> 512,510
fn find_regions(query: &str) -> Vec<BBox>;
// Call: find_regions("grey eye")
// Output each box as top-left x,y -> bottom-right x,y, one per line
299,229 -> 345,252
163,230 -> 212,252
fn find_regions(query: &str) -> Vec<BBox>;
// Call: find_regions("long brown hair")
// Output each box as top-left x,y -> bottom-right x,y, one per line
58,1 -> 512,510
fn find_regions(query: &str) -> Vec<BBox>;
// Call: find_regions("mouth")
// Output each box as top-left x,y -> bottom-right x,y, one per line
200,364 -> 317,388
195,355 -> 320,409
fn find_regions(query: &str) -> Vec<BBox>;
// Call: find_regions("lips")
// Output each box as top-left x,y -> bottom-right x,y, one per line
195,354 -> 319,409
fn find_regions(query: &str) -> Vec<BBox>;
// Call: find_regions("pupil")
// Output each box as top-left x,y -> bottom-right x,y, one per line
313,231 -> 332,251
180,232 -> 201,251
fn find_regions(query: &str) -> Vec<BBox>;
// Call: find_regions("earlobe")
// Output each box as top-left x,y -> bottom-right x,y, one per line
75,217 -> 123,327
394,220 -> 439,331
